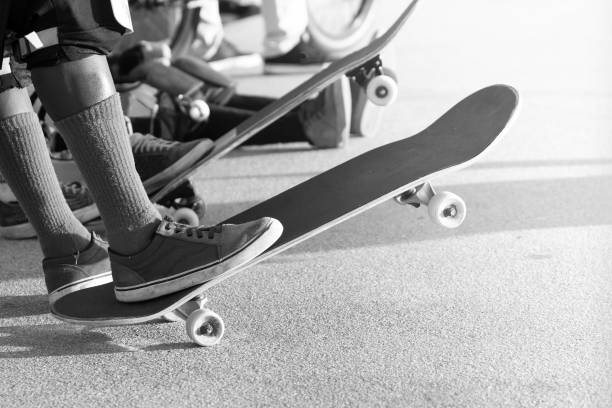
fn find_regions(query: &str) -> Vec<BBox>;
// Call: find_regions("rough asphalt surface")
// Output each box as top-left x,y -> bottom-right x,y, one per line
1,1 -> 610,407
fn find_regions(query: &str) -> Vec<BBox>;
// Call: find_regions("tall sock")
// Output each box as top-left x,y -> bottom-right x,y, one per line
0,112 -> 91,257
53,93 -> 160,255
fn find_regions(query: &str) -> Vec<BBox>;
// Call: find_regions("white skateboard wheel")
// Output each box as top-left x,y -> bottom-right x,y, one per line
186,308 -> 225,347
173,207 -> 199,226
188,99 -> 210,122
366,75 -> 398,106
427,191 -> 466,229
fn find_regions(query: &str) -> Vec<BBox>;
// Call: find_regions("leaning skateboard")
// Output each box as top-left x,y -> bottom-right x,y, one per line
51,85 -> 520,346
149,0 -> 420,223
83,0 -> 419,230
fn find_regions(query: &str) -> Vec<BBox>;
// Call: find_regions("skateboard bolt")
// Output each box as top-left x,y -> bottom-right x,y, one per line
443,205 -> 457,218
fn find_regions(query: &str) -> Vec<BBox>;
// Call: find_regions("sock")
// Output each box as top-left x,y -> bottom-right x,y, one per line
0,112 -> 91,257
53,94 -> 160,255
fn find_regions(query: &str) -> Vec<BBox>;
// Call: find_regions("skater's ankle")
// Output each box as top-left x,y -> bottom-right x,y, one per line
40,229 -> 93,259
107,218 -> 161,256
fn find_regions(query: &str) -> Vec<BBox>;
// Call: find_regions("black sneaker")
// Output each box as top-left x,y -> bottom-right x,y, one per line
130,133 -> 214,193
264,31 -> 329,75
207,38 -> 263,76
0,182 -> 99,240
111,217 -> 283,302
44,232 -> 111,305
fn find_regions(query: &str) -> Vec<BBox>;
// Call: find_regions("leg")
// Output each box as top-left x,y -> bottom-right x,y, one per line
32,55 -> 161,255
0,76 -> 108,301
261,0 -> 308,58
0,87 -> 92,257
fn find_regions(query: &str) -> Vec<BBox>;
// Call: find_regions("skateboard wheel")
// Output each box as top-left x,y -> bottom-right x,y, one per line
186,308 -> 225,347
188,99 -> 210,122
427,191 -> 466,229
173,207 -> 199,226
366,75 -> 398,106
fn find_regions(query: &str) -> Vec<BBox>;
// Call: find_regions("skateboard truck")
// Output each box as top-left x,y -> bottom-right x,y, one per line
395,182 -> 467,228
346,55 -> 398,106
162,294 -> 225,347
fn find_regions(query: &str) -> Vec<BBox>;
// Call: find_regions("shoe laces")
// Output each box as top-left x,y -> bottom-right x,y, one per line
163,217 -> 222,240
131,133 -> 177,154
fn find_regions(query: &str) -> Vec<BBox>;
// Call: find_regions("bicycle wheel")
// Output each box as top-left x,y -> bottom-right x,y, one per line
306,0 -> 378,59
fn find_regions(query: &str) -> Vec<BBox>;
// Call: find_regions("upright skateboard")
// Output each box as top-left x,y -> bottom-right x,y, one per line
52,85 -> 520,347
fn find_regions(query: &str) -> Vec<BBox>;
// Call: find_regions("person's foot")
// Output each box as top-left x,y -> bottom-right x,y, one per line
130,133 -> 215,194
44,232 -> 111,305
110,217 -> 283,302
298,77 -> 351,148
0,182 -> 99,240
207,38 -> 263,76
349,79 -> 385,138
264,32 -> 329,75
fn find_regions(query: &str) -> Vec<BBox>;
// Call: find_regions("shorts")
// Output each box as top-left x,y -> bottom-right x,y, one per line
0,0 -> 133,92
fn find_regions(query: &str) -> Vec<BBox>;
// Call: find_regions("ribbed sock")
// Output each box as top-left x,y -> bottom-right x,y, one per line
53,94 -> 160,255
0,112 -> 91,257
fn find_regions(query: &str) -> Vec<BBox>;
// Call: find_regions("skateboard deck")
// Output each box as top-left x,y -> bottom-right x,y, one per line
52,85 -> 520,346
148,0 -> 420,204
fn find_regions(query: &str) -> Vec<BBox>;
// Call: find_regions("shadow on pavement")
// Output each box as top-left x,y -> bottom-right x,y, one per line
0,322 -> 198,358
0,295 -> 48,319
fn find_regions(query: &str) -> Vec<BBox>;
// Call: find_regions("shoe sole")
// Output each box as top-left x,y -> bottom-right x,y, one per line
114,218 -> 284,302
142,139 -> 214,194
48,271 -> 113,305
0,203 -> 100,240
208,54 -> 263,76
264,62 -> 329,75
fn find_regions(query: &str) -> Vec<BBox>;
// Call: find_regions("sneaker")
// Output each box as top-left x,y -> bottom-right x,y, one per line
0,182 -> 99,240
110,217 -> 283,302
264,32 -> 329,75
298,77 -> 351,148
44,232 -> 112,305
130,133 -> 215,194
207,38 -> 263,76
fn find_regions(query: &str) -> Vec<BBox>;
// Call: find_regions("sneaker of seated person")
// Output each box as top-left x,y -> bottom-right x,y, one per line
207,38 -> 263,76
0,182 -> 99,240
264,32 -> 329,75
298,77 -> 351,148
110,217 -> 283,302
349,79 -> 385,138
130,133 -> 214,194
44,232 -> 111,305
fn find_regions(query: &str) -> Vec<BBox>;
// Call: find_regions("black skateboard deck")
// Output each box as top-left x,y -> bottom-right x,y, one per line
52,85 -> 520,346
